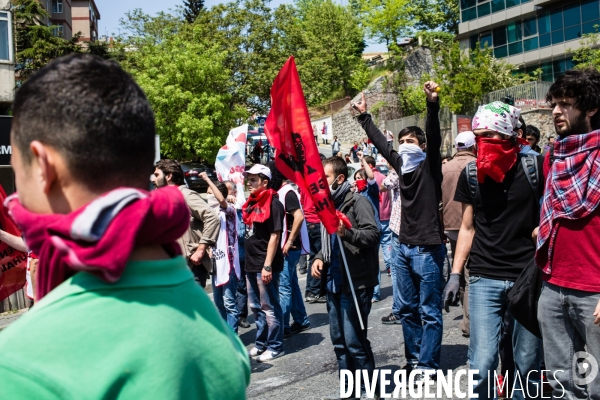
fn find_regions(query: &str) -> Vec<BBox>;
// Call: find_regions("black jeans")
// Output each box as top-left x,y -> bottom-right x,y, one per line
305,224 -> 322,296
327,287 -> 376,395
190,262 -> 208,289
236,265 -> 248,319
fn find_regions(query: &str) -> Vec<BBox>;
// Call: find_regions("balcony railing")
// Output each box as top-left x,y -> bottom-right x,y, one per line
482,81 -> 553,111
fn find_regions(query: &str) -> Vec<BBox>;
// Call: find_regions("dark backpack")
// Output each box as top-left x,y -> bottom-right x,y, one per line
466,154 -> 543,338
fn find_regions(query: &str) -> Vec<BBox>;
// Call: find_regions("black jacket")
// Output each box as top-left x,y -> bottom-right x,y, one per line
315,191 -> 380,295
357,100 -> 444,246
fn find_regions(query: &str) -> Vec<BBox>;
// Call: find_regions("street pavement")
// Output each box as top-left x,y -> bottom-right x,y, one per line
241,252 -> 471,400
0,309 -> 28,331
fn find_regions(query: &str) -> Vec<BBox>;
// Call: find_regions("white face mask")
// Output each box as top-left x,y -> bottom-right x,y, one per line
398,143 -> 426,175
207,194 -> 220,209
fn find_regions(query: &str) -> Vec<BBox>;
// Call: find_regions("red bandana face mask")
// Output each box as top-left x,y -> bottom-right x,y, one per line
242,188 -> 276,226
355,179 -> 367,192
475,136 -> 521,183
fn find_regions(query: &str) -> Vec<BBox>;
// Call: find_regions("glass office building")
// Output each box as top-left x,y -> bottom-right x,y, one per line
457,0 -> 587,81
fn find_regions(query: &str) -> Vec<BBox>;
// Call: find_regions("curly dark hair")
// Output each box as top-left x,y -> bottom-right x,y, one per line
547,68 -> 600,130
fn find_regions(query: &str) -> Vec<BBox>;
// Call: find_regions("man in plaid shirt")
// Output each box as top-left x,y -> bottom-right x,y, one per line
535,69 -> 600,399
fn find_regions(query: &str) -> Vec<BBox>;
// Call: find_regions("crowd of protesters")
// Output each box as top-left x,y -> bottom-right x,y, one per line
0,52 -> 598,400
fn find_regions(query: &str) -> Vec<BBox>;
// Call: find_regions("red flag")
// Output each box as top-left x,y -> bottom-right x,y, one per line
264,56 -> 339,234
0,185 -> 27,301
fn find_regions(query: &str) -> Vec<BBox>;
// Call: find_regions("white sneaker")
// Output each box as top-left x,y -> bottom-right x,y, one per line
256,350 -> 285,362
248,347 -> 265,357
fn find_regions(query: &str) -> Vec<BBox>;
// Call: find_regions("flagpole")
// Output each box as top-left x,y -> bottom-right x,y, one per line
337,235 -> 365,331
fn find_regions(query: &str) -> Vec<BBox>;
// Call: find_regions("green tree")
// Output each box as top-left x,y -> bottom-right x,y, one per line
194,0 -> 286,114
122,31 -> 241,161
412,0 -> 459,34
352,0 -> 415,50
118,8 -> 183,47
296,0 -> 366,103
86,39 -> 125,62
13,0 -> 82,82
183,0 -> 204,23
572,30 -> 600,70
434,42 -> 519,114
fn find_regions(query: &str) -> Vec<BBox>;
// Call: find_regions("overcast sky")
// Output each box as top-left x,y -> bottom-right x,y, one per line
95,0 -> 386,52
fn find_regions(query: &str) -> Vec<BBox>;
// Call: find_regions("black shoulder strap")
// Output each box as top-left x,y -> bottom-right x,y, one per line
466,161 -> 478,223
520,154 -> 540,207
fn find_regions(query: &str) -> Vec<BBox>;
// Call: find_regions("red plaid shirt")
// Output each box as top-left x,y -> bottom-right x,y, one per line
536,130 -> 600,273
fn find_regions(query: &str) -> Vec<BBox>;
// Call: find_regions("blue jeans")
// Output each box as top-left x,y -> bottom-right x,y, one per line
279,249 -> 310,332
236,267 -> 248,319
373,220 -> 393,301
538,282 -> 600,400
212,268 -> 239,333
396,243 -> 445,370
390,233 -> 402,318
327,287 -> 376,375
305,224 -> 322,296
469,276 -> 542,400
247,271 -> 284,352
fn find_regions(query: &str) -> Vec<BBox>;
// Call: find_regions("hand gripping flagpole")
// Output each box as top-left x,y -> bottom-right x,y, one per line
335,212 -> 365,331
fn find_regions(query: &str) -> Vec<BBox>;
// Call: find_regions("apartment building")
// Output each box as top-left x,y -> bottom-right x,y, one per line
44,0 -> 100,42
456,0 -> 591,81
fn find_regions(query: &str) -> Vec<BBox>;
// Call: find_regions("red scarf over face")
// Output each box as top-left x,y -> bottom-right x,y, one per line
355,179 -> 367,192
475,136 -> 523,183
5,186 -> 190,300
242,188 -> 276,226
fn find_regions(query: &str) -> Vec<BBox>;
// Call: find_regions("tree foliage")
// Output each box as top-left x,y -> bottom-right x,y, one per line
294,0 -> 366,104
352,0 -> 415,49
116,0 -> 367,159
194,0 -> 285,115
191,0 -> 365,110
351,0 -> 458,50
122,30 -> 240,162
389,38 -> 520,116
435,43 -> 519,114
572,30 -> 600,70
412,0 -> 459,35
183,0 -> 204,23
13,0 -> 82,82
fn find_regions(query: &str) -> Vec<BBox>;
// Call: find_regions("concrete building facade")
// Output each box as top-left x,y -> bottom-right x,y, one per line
457,0 -> 591,81
72,0 -> 100,42
44,0 -> 100,42
0,0 -> 13,112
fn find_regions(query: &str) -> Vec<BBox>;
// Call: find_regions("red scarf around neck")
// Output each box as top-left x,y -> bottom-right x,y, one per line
242,188 -> 276,226
475,136 -> 525,183
5,186 -> 190,300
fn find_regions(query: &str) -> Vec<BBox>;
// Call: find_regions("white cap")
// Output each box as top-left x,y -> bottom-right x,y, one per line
455,131 -> 476,150
243,164 -> 272,179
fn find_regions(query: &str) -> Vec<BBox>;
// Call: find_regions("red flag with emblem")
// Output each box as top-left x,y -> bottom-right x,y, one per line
0,185 -> 27,301
264,56 -> 339,234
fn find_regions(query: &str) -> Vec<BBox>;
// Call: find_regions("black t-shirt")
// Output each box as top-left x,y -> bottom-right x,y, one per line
357,101 -> 444,245
284,191 -> 302,249
453,155 -> 544,281
244,197 -> 285,273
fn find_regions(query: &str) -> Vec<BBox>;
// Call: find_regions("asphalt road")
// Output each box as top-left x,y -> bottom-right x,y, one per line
241,252 -> 470,400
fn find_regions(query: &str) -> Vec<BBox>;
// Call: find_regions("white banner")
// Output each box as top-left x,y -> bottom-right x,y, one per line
215,124 -> 248,208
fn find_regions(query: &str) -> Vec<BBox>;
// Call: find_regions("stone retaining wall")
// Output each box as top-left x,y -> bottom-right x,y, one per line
521,108 -> 554,146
